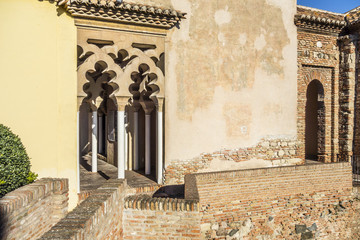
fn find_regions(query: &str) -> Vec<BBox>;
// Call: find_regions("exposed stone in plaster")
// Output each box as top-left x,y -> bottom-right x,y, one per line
197,157 -> 301,174
165,137 -> 300,184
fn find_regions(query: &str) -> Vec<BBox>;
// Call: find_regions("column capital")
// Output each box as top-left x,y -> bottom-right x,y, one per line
141,100 -> 155,115
116,96 -> 129,111
157,98 -> 164,112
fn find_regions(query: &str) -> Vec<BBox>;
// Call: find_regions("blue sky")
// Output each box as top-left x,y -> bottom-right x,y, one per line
297,0 -> 359,14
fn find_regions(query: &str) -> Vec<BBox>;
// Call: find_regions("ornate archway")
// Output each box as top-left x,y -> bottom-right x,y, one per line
77,30 -> 165,184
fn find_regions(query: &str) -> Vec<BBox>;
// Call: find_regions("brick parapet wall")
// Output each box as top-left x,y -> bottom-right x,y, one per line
0,178 -> 69,240
39,179 -> 125,240
184,162 -> 357,239
125,194 -> 199,212
165,137 -> 300,184
123,195 -> 201,239
123,209 -> 201,240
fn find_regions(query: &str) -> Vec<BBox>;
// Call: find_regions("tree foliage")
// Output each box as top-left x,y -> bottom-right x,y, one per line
0,124 -> 37,197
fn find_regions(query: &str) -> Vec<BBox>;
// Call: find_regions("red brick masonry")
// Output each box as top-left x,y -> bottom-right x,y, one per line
123,195 -> 201,239
39,179 -> 125,240
6,163 -> 360,240
185,162 -> 360,239
0,178 -> 69,240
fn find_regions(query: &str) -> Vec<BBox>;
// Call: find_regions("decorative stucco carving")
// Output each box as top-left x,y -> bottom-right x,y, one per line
78,39 -> 165,110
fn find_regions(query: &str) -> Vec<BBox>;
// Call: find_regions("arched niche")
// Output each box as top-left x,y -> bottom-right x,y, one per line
305,79 -> 325,160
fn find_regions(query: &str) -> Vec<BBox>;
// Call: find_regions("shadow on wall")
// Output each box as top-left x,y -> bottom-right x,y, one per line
153,184 -> 185,199
0,214 -> 7,239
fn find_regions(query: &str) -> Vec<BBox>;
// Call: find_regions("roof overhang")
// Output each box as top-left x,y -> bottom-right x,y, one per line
54,0 -> 186,29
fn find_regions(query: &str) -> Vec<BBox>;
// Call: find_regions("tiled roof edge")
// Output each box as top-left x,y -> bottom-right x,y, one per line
56,0 -> 186,29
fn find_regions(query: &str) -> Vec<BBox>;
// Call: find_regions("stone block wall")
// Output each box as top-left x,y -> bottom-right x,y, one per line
0,178 -> 69,240
39,179 -> 125,240
185,162 -> 358,239
123,195 -> 201,239
165,138 -> 300,184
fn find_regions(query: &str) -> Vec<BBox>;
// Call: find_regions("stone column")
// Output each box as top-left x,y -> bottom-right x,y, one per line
145,114 -> 151,175
157,98 -> 164,184
132,101 -> 141,171
133,111 -> 139,171
98,113 -> 104,155
117,110 -> 125,179
92,110 -> 98,172
339,35 -> 357,161
124,112 -> 129,171
117,99 -> 128,179
141,101 -> 155,176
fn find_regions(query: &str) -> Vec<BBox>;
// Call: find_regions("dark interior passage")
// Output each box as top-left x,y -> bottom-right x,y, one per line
305,80 -> 324,160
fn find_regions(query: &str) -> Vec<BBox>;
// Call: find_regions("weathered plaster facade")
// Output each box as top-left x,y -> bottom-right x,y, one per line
64,0 -> 301,186
162,0 -> 299,179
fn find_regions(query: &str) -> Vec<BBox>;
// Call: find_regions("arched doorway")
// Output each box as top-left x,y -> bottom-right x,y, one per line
305,80 -> 325,161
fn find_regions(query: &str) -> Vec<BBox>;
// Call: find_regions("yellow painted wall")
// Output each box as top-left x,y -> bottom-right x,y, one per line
0,0 -> 78,209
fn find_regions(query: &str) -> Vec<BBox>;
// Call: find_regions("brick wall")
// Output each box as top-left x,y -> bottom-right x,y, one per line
338,35 -> 357,160
39,179 -> 125,240
296,6 -> 342,162
165,137 -> 300,184
185,162 -> 359,239
0,178 -> 69,240
123,195 -> 201,239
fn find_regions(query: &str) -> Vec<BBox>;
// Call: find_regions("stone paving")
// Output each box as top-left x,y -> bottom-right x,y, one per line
80,154 -> 157,192
79,156 -> 322,199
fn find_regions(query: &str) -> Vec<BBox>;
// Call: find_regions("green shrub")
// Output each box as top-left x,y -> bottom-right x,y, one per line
0,124 -> 37,197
